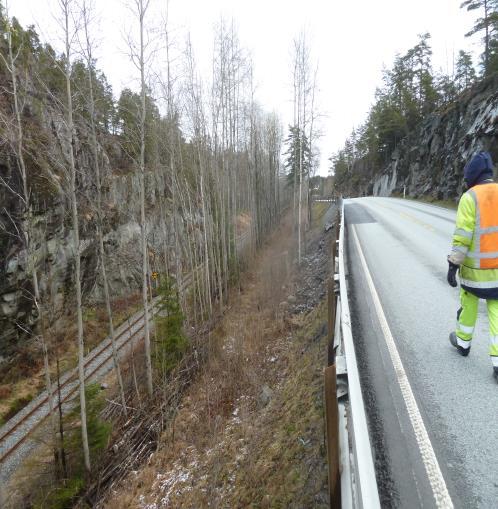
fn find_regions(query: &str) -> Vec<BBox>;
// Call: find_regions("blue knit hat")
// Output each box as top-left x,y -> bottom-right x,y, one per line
464,151 -> 494,187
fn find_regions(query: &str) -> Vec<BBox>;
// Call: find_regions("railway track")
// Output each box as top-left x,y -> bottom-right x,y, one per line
0,302 -> 158,472
0,230 -> 253,482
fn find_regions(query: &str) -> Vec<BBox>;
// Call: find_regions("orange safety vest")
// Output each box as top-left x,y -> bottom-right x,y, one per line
469,183 -> 498,269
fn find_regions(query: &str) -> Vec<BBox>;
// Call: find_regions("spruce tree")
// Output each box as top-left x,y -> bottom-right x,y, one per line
284,125 -> 311,186
154,276 -> 187,376
455,50 -> 477,90
461,0 -> 498,75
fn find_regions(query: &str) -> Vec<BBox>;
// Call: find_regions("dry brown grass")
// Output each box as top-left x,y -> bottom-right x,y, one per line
102,211 -> 329,509
0,384 -> 12,399
0,292 -> 143,422
312,201 -> 331,225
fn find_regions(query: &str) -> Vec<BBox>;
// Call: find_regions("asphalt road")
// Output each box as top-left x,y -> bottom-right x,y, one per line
345,197 -> 498,509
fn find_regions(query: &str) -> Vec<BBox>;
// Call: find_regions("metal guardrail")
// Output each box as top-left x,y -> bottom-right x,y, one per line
325,199 -> 380,508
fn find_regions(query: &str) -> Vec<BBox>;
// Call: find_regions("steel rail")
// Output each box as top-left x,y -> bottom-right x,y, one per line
0,229 -> 255,469
0,258 -> 212,463
0,304 -> 157,464
337,199 -> 380,508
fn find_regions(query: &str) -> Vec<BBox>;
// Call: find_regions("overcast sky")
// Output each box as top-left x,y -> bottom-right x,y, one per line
10,0 -> 479,175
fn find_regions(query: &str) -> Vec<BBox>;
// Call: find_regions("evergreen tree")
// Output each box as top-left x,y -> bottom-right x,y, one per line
36,383 -> 111,508
461,0 -> 498,75
489,25 -> 498,72
455,50 -> 477,90
407,33 -> 438,115
154,276 -> 187,376
385,55 -> 418,127
115,87 -> 160,168
436,72 -> 458,103
71,60 -> 114,133
283,125 -> 311,185
329,150 -> 350,192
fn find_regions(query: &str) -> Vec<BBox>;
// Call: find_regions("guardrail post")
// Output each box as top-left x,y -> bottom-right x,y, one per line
327,278 -> 336,366
325,364 -> 341,508
325,219 -> 340,507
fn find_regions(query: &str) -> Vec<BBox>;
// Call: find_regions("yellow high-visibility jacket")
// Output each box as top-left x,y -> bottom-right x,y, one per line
450,182 -> 498,298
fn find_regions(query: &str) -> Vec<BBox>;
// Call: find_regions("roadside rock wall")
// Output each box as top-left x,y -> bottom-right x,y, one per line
365,75 -> 498,200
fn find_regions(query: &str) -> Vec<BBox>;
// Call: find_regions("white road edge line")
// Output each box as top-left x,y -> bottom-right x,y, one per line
351,224 -> 454,509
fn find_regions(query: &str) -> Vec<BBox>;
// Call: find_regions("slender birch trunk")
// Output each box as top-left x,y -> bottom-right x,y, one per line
60,0 -> 91,473
80,0 -> 127,415
136,0 -> 154,396
1,2 -> 60,471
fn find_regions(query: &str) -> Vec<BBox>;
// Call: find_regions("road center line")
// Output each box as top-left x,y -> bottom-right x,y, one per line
369,201 -> 436,232
351,224 -> 453,509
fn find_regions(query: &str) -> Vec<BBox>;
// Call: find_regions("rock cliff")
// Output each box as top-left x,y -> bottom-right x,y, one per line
363,75 -> 498,199
0,106 -> 180,357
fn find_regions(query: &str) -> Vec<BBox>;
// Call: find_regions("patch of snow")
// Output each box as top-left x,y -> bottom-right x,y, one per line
138,494 -> 157,509
156,468 -> 192,506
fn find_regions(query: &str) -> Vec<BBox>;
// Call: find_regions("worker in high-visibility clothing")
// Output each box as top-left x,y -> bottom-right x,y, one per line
447,151 -> 498,382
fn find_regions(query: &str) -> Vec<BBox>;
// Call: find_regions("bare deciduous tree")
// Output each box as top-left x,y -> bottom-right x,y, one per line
58,0 -> 91,473
0,0 -> 61,473
291,31 -> 318,263
78,0 -> 127,415
123,0 -> 155,396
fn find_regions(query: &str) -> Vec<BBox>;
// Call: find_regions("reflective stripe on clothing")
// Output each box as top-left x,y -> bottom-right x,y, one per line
466,250 -> 498,259
454,228 -> 473,239
457,289 -> 478,341
460,278 -> 498,289
459,263 -> 498,290
478,226 -> 498,235
467,184 -> 498,269
486,301 -> 498,360
452,192 -> 477,269
468,189 -> 480,263
489,336 -> 498,357
492,357 -> 498,368
457,323 -> 474,334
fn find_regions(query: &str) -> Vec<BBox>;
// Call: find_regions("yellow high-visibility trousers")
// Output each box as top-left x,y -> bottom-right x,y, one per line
456,289 -> 498,367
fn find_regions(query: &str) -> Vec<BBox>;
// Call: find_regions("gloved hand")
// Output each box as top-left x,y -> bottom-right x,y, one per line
447,260 -> 459,287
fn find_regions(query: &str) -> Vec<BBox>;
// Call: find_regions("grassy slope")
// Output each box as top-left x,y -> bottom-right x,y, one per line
105,210 -> 330,509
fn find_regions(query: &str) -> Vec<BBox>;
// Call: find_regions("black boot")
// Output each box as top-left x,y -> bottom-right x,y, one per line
449,332 -> 471,357
493,367 -> 498,383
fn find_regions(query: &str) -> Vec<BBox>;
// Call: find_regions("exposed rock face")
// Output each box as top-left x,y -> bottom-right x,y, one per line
0,109 -> 180,356
363,75 -> 498,200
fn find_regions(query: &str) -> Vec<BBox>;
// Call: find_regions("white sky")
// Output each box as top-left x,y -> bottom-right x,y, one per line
10,0 -> 479,175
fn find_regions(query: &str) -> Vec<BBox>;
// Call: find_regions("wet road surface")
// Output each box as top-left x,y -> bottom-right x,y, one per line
345,197 -> 498,508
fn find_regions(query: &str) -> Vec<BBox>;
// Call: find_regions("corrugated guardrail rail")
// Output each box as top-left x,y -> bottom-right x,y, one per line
325,199 -> 381,508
